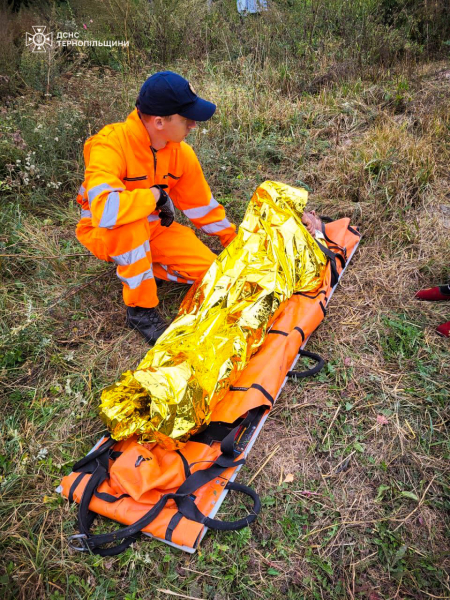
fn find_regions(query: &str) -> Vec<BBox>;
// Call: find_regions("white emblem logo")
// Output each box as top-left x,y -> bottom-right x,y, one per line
26,26 -> 53,53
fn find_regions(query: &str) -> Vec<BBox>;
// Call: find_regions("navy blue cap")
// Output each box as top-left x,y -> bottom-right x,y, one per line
136,71 -> 216,121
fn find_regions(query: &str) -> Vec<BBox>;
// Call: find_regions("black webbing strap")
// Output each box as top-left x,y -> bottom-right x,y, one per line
68,410 -> 262,555
287,348 -> 325,379
174,481 -> 261,531
176,450 -> 191,478
229,383 -> 274,406
315,239 -> 340,288
94,490 -> 130,503
69,454 -> 246,555
252,384 -> 274,406
348,224 -> 361,237
294,326 -> 306,342
320,219 -> 348,262
219,407 -> 261,457
294,290 -> 326,299
71,436 -> 115,473
268,326 -> 306,342
189,419 -> 242,446
165,511 -> 184,542
68,472 -> 86,503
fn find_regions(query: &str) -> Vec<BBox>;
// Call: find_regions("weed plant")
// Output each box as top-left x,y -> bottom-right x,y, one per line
1,1 -> 450,599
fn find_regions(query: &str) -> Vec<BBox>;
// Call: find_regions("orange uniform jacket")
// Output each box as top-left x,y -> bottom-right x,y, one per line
76,109 -> 236,244
75,109 -> 236,307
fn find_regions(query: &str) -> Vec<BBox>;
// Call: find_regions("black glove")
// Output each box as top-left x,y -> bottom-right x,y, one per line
154,185 -> 175,227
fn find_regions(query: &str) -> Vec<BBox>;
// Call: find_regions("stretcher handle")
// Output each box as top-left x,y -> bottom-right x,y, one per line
203,481 -> 261,531
287,349 -> 325,379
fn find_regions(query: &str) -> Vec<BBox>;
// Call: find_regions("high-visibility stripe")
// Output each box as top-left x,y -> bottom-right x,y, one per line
88,183 -> 124,207
99,192 -> 121,229
117,266 -> 154,289
148,214 -> 160,222
78,185 -> 86,197
80,209 -> 92,219
160,263 -> 195,284
201,218 -> 232,235
167,273 -> 195,284
183,196 -> 219,220
172,269 -> 195,284
112,240 -> 150,267
88,183 -> 115,206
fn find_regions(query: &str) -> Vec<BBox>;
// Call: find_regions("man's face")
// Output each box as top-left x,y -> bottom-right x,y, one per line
160,114 -> 197,143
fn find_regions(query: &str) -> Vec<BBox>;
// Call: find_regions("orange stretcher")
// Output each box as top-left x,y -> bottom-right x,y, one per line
59,217 -> 360,555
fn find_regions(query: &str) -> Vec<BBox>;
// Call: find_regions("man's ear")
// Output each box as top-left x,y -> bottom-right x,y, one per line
153,116 -> 165,130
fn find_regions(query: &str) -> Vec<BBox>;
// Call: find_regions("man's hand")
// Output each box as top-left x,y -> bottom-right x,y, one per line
301,210 -> 322,237
153,185 -> 175,227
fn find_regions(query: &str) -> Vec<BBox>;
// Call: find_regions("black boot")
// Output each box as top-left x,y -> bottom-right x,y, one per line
126,306 -> 169,344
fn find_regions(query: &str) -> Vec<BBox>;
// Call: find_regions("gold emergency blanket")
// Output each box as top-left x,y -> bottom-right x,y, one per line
99,181 -> 328,449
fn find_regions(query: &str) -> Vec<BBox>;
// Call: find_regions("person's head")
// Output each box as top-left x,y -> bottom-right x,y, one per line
136,71 -> 216,145
139,113 -> 197,144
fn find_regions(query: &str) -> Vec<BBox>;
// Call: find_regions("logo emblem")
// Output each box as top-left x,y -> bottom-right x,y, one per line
26,26 -> 53,53
188,82 -> 196,96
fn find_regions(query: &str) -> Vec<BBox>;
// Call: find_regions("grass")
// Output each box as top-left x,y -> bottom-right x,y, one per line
1,13 -> 450,599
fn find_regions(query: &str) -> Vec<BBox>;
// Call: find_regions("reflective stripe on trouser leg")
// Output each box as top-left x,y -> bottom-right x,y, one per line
102,217 -> 158,308
116,265 -> 154,289
154,263 -> 195,284
113,248 -> 157,308
150,222 -> 216,285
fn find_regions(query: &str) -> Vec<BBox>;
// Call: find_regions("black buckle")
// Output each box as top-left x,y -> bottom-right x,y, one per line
68,533 -> 91,552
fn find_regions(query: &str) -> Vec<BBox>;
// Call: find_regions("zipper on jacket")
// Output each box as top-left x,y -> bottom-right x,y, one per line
150,146 -> 157,178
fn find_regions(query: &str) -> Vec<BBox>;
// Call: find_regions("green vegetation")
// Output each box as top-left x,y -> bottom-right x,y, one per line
1,1 -> 449,598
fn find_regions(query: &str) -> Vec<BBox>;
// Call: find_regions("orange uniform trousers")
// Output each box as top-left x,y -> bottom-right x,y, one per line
76,217 -> 216,308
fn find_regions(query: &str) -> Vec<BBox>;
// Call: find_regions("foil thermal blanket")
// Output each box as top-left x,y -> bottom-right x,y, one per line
99,181 -> 328,449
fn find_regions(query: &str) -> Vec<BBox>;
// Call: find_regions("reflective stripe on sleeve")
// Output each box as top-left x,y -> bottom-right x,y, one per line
99,191 -> 121,229
87,183 -> 123,207
148,213 -> 160,222
183,196 -> 219,220
80,208 -> 92,219
78,185 -> 86,197
201,218 -> 232,235
117,266 -> 154,289
111,240 -> 150,267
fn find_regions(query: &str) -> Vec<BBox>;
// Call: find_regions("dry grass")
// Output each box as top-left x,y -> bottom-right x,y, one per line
0,57 -> 449,599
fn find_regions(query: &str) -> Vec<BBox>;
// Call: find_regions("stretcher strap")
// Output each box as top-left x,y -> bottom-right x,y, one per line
315,239 -> 340,287
320,216 -> 349,261
68,410 -> 262,555
287,348 -> 325,379
176,481 -> 261,531
228,383 -> 274,406
189,418 -> 243,446
347,224 -> 361,237
313,217 -> 348,279
72,436 -> 115,472
294,289 -> 327,299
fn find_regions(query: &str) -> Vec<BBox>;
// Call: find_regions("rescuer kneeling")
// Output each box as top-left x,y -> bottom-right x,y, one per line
75,71 -> 238,344
75,70 -> 323,345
